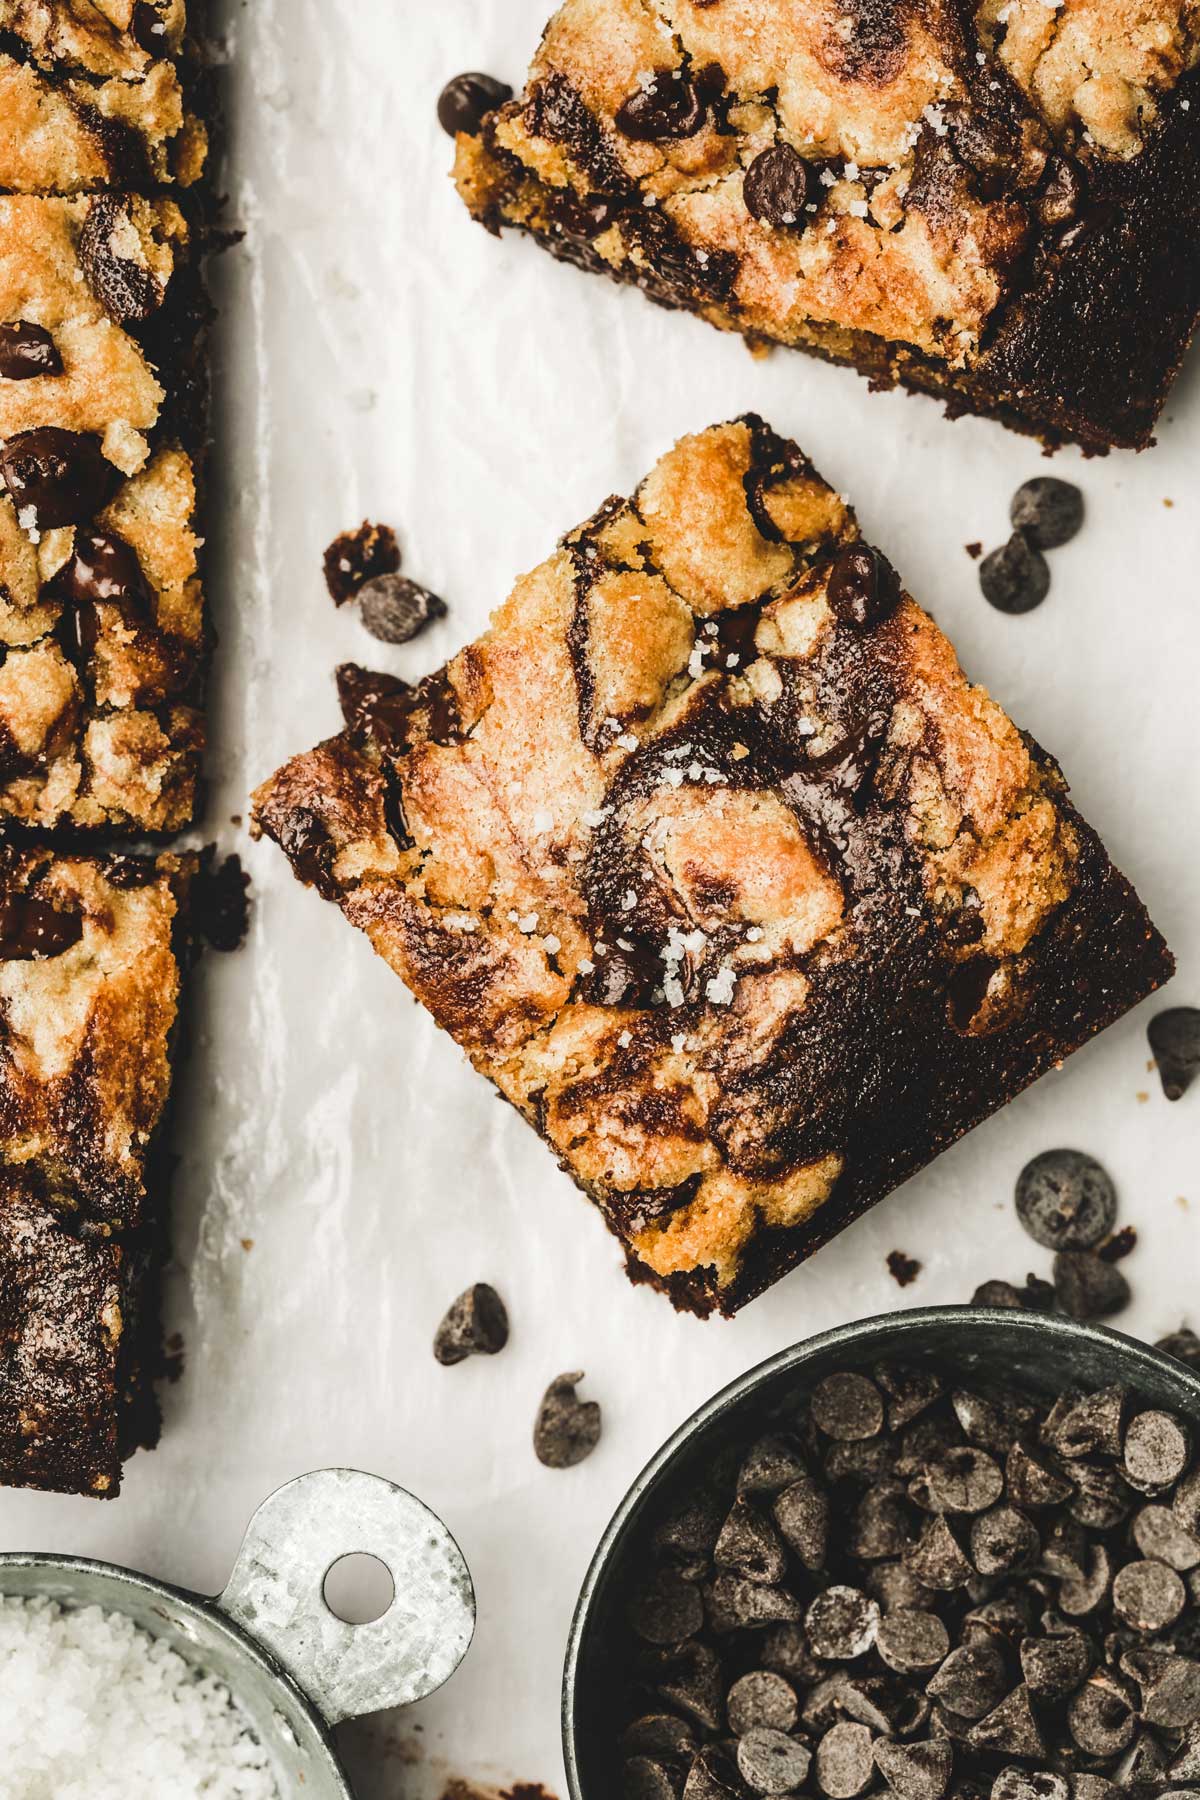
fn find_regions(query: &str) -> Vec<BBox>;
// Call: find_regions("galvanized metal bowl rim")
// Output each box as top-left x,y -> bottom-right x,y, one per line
0,1547 -> 352,1797
560,1304 -> 1200,1800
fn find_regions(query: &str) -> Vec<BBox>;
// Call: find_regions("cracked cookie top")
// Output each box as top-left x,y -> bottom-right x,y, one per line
254,419 -> 1105,1303
457,0 -> 1199,367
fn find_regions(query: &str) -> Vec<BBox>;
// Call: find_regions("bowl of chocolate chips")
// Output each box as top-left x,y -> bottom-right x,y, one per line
562,1308 -> 1200,1800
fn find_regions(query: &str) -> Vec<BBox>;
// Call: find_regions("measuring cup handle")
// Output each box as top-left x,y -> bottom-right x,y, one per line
216,1468 -> 475,1727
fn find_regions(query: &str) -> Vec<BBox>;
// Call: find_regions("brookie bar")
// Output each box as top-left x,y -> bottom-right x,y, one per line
454,0 -> 1200,453
252,418 -> 1173,1318
0,845 -> 195,1494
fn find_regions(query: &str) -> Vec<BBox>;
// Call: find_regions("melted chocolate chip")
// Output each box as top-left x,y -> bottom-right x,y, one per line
744,144 -> 812,227
743,421 -> 814,543
437,71 -> 513,139
0,893 -> 84,960
615,72 -> 707,143
78,196 -> 165,323
1037,156 -> 1086,230
0,428 -> 115,530
130,1 -> 169,55
0,322 -> 63,380
828,545 -> 901,630
549,189 -> 626,240
336,662 -> 414,745
194,853 -> 251,953
52,528 -> 154,619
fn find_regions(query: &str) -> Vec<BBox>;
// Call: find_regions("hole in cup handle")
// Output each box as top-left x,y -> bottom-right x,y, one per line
216,1468 -> 476,1727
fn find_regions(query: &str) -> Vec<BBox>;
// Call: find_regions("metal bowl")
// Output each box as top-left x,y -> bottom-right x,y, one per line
562,1305 -> 1200,1800
0,1467 -> 475,1799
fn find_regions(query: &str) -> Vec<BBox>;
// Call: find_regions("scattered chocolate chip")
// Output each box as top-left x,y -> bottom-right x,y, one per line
727,1670 -> 799,1736
1020,1629 -> 1093,1698
979,532 -> 1050,614
806,1587 -> 880,1660
1053,1251 -> 1130,1322
827,544 -> 902,630
0,321 -> 63,380
323,520 -> 400,605
629,1568 -> 705,1646
0,893 -> 84,961
616,72 -> 707,142
1010,478 -> 1084,550
773,1475 -> 829,1570
1015,1149 -> 1117,1251
433,1282 -> 509,1365
715,1498 -> 787,1585
736,1727 -> 811,1796
1066,1672 -> 1137,1757
358,573 -> 448,644
971,1277 -> 1055,1312
0,427 -> 115,529
811,1372 -> 884,1441
1125,1409 -> 1192,1492
533,1370 -> 601,1468
437,71 -> 513,138
1149,1008 -> 1200,1101
744,144 -> 812,227
873,1738 -> 953,1800
887,1250 -> 922,1288
876,1611 -> 950,1675
815,1720 -> 874,1798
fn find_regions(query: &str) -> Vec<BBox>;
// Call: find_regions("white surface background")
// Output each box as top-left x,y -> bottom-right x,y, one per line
1,2 -> 1198,1795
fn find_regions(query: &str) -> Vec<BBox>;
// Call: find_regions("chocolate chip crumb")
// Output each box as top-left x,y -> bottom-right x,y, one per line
965,541 -> 983,560
433,1282 -> 509,1365
534,1371 -> 601,1468
323,520 -> 400,605
887,1250 -> 922,1288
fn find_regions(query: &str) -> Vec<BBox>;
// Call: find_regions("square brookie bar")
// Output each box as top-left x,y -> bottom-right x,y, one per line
252,419 -> 1172,1318
0,0 -> 207,194
0,193 -> 207,831
453,0 -> 1200,453
0,844 -> 195,1494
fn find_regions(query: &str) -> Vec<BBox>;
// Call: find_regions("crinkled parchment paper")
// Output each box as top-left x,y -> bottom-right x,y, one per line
0,2 -> 1197,1795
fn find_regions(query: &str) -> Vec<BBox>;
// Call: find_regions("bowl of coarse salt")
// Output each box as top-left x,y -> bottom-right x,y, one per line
0,1466 -> 475,1799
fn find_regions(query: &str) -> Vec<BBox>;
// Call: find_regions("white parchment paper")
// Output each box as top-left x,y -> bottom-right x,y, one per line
1,3 -> 1198,1794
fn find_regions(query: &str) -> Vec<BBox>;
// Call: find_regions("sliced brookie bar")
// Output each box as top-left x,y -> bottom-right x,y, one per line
0,192 -> 207,831
0,0 -> 207,193
453,0 -> 1200,454
252,419 -> 1173,1318
0,844 -> 195,1495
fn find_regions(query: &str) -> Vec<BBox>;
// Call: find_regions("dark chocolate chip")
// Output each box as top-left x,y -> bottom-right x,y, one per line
0,321 -> 63,380
1066,1460 -> 1133,1530
849,1483 -> 911,1562
979,533 -> 1050,615
761,1622 -> 823,1686
52,528 -> 154,622
629,1569 -> 706,1646
887,1250 -> 922,1288
1124,1409 -> 1192,1492
1053,1251 -> 1130,1322
911,1447 -> 1004,1516
623,1757 -> 677,1800
744,144 -> 812,226
970,1505 -> 1039,1575
803,1672 -> 893,1737
727,1670 -> 799,1736
1133,1504 -> 1200,1570
654,1492 -> 725,1561
1020,1629 -> 1093,1699
971,1277 -> 1054,1312
682,1746 -> 741,1799
806,1586 -> 880,1660
656,1641 -> 725,1731
707,1573 -> 802,1633
359,573 -> 448,644
773,1475 -> 830,1570
1042,1387 -> 1126,1460
437,71 -> 514,138
432,1282 -> 509,1365
952,1389 -> 1030,1455
872,1738 -> 954,1800
1066,1673 -> 1137,1757
78,196 -> 165,322
0,427 -> 115,529
905,1516 -> 974,1591
1149,1009 -> 1200,1101
968,1686 -> 1046,1760
1057,1543 -> 1112,1618
714,1498 -> 787,1585
816,1720 -> 875,1798
876,1610 -> 950,1675
737,1727 -> 811,1796
866,1562 -> 935,1615
876,1364 -> 943,1430
323,520 -> 401,605
827,544 -> 902,630
130,2 -> 170,56
1010,478 -> 1084,551
1015,1149 -> 1116,1251
1005,1440 -> 1072,1509
615,72 -> 707,142
0,893 -> 85,961
991,1773 -> 1067,1800
928,1643 -> 1009,1720
622,1714 -> 699,1758
1112,1560 -> 1186,1633
533,1370 -> 601,1468
811,1372 -> 884,1441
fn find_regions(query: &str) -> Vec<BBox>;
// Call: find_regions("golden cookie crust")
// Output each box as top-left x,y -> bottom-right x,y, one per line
253,420 -> 1172,1316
